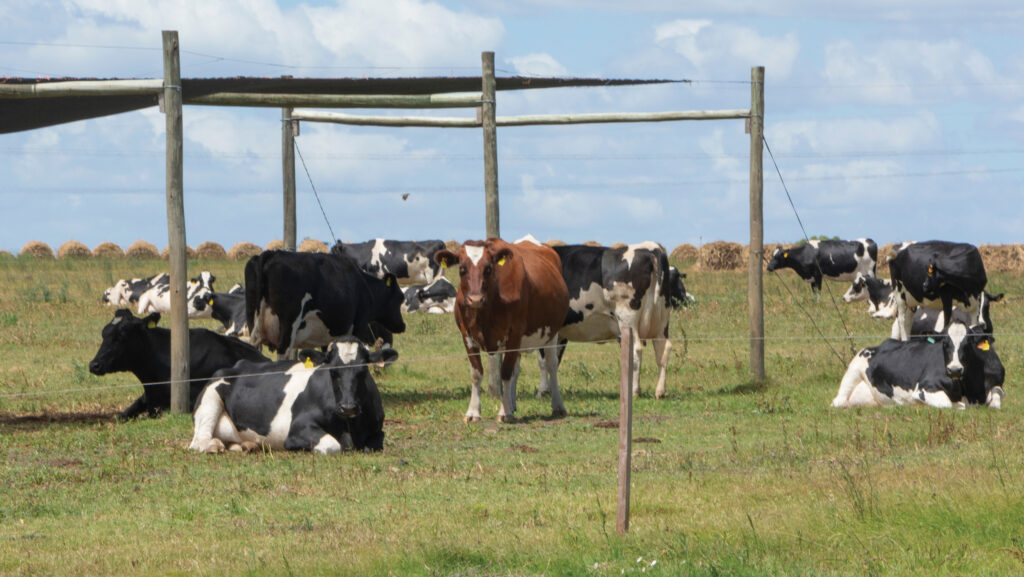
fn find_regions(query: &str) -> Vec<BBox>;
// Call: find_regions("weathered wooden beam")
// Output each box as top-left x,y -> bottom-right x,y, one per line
290,108 -> 751,128
290,110 -> 480,127
185,92 -> 482,109
0,79 -> 164,98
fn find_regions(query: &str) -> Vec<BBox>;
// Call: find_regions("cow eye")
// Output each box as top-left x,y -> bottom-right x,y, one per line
484,265 -> 493,277
459,265 -> 467,275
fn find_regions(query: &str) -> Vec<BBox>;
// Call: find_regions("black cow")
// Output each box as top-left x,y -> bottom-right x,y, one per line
538,241 -> 677,398
244,250 -> 406,358
334,238 -> 446,284
889,240 -> 988,341
189,337 -> 392,454
766,238 -> 877,292
192,291 -> 248,337
842,273 -> 896,318
88,309 -> 269,419
832,321 -> 1004,409
401,276 -> 457,314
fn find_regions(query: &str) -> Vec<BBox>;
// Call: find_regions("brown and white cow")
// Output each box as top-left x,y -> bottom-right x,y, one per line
435,238 -> 569,423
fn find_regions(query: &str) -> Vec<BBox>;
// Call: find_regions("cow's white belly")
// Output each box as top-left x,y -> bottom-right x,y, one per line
237,366 -> 315,449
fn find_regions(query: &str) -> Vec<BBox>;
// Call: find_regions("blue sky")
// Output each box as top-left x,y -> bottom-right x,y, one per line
2,0 -> 1022,254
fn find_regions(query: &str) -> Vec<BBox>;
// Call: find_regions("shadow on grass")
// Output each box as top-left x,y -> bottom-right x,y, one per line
714,379 -> 772,396
0,410 -> 118,433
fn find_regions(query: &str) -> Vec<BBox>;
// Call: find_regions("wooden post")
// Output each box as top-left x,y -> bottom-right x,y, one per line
481,51 -> 499,239
748,66 -> 766,383
282,106 -> 297,251
617,327 -> 634,535
163,30 -> 190,414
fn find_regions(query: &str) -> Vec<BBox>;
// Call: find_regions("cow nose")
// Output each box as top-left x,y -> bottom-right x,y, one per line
465,294 -> 485,308
88,360 -> 102,374
339,403 -> 360,418
947,365 -> 964,378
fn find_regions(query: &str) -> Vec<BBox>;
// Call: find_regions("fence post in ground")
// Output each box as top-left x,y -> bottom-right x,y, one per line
162,30 -> 190,414
481,51 -> 499,239
748,66 -> 766,383
617,327 -> 635,535
282,104 -> 297,251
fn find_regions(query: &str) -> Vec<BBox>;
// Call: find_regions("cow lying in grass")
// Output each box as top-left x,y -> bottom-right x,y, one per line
189,337 -> 392,454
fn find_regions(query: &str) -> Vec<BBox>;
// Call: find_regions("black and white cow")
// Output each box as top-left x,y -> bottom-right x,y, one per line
245,250 -> 406,359
192,291 -> 249,337
401,276 -> 457,314
900,292 -> 1004,338
889,240 -> 988,341
102,272 -> 169,307
539,240 -> 677,398
667,266 -> 694,308
766,238 -> 877,292
832,321 -> 1004,409
136,271 -> 215,316
842,274 -> 896,318
334,239 -> 446,285
88,309 -> 269,419
189,337 -> 392,454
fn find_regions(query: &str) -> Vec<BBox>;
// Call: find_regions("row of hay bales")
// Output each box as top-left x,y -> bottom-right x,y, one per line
13,240 -> 1024,273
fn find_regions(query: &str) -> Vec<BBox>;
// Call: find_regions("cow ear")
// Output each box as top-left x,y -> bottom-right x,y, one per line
435,250 -> 457,269
493,247 -> 513,268
143,312 -> 160,328
990,292 -> 1005,303
299,349 -> 327,366
383,273 -> 399,289
368,347 -> 398,367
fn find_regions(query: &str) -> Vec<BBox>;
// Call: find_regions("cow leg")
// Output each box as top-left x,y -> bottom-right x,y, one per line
497,350 -> 520,423
189,384 -> 232,454
653,330 -> 671,399
541,339 -> 567,419
895,293 -> 913,341
285,426 -> 345,454
487,352 -> 502,398
465,347 -> 485,422
940,296 -> 954,333
119,394 -> 149,420
536,339 -> 567,398
916,387 -> 954,409
832,355 -> 871,408
631,332 -> 644,397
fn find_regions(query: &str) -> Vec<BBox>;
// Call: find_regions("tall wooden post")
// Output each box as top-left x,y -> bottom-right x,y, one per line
163,30 -> 190,413
748,66 -> 766,383
282,106 -> 297,251
617,327 -> 635,535
481,51 -> 499,239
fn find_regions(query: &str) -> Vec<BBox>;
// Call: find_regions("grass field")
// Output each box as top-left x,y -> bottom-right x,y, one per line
1,254 -> 1023,576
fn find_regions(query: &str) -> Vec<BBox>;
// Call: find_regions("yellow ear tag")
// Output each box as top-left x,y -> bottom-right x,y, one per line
207,298 -> 214,306
147,321 -> 157,329
497,256 -> 506,266
927,264 -> 934,276
441,259 -> 448,269
386,277 -> 392,287
304,357 -> 314,369
978,340 -> 990,351
783,252 -> 788,258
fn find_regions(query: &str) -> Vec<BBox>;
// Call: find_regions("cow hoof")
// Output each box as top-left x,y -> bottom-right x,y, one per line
238,441 -> 261,453
550,408 -> 568,419
497,414 -> 516,424
201,439 -> 226,454
464,415 -> 482,423
536,389 -> 550,398
655,390 -> 667,400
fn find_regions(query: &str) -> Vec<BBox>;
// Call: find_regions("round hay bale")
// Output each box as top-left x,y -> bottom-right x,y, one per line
697,241 -> 744,271
298,238 -> 328,253
444,240 -> 461,253
20,241 -> 55,259
265,239 -> 285,251
160,245 -> 197,260
92,242 -> 124,258
979,244 -> 1024,273
609,242 -> 628,250
670,243 -> 699,262
57,240 -> 92,259
228,241 -> 263,261
0,250 -> 13,260
544,239 -> 566,247
195,242 -> 227,260
581,240 -> 603,247
125,240 -> 160,259
877,242 -> 906,267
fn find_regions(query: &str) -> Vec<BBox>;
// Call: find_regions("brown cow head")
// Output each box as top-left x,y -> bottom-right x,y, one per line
435,240 -> 521,308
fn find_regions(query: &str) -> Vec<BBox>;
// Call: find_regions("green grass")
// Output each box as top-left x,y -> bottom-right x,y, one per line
1,256 -> 1023,576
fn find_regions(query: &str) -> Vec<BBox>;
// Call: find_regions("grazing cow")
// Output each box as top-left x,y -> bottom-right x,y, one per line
334,239 -> 447,284
435,238 -> 569,422
245,250 -> 406,359
766,238 -> 877,291
832,321 -> 1004,409
189,337 -> 392,454
889,241 -> 988,341
102,273 -> 169,306
538,242 -> 677,398
842,274 -> 896,318
899,292 -> 1004,338
667,266 -> 694,308
402,276 -> 457,314
192,291 -> 249,337
88,309 -> 269,419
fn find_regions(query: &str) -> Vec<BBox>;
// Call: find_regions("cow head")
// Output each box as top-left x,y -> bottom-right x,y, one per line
436,240 -> 520,309
667,266 -> 691,309
89,309 -> 161,375
937,322 -> 1004,407
374,273 -> 406,334
766,247 -> 791,272
417,277 -> 456,303
842,274 -> 870,303
315,337 -> 398,418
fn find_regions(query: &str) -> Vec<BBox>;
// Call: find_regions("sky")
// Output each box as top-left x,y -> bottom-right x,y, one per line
2,0 -> 1023,254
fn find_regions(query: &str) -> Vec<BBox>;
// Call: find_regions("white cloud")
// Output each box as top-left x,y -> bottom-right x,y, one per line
769,113 -> 940,155
654,19 -> 798,80
506,53 -> 568,77
515,174 -> 662,230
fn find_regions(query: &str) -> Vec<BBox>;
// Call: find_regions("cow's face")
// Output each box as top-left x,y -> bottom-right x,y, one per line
436,242 -> 516,309
417,277 -> 456,303
667,267 -> 689,308
89,310 -> 160,375
843,274 -> 869,303
766,248 -> 788,272
321,338 -> 398,418
378,274 -> 407,333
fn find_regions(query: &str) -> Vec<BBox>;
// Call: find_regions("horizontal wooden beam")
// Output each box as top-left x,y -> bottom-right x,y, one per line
185,92 -> 483,109
291,108 -> 752,128
0,79 -> 164,98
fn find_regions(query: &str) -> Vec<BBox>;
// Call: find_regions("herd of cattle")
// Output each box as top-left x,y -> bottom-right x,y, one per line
87,235 -> 1006,454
